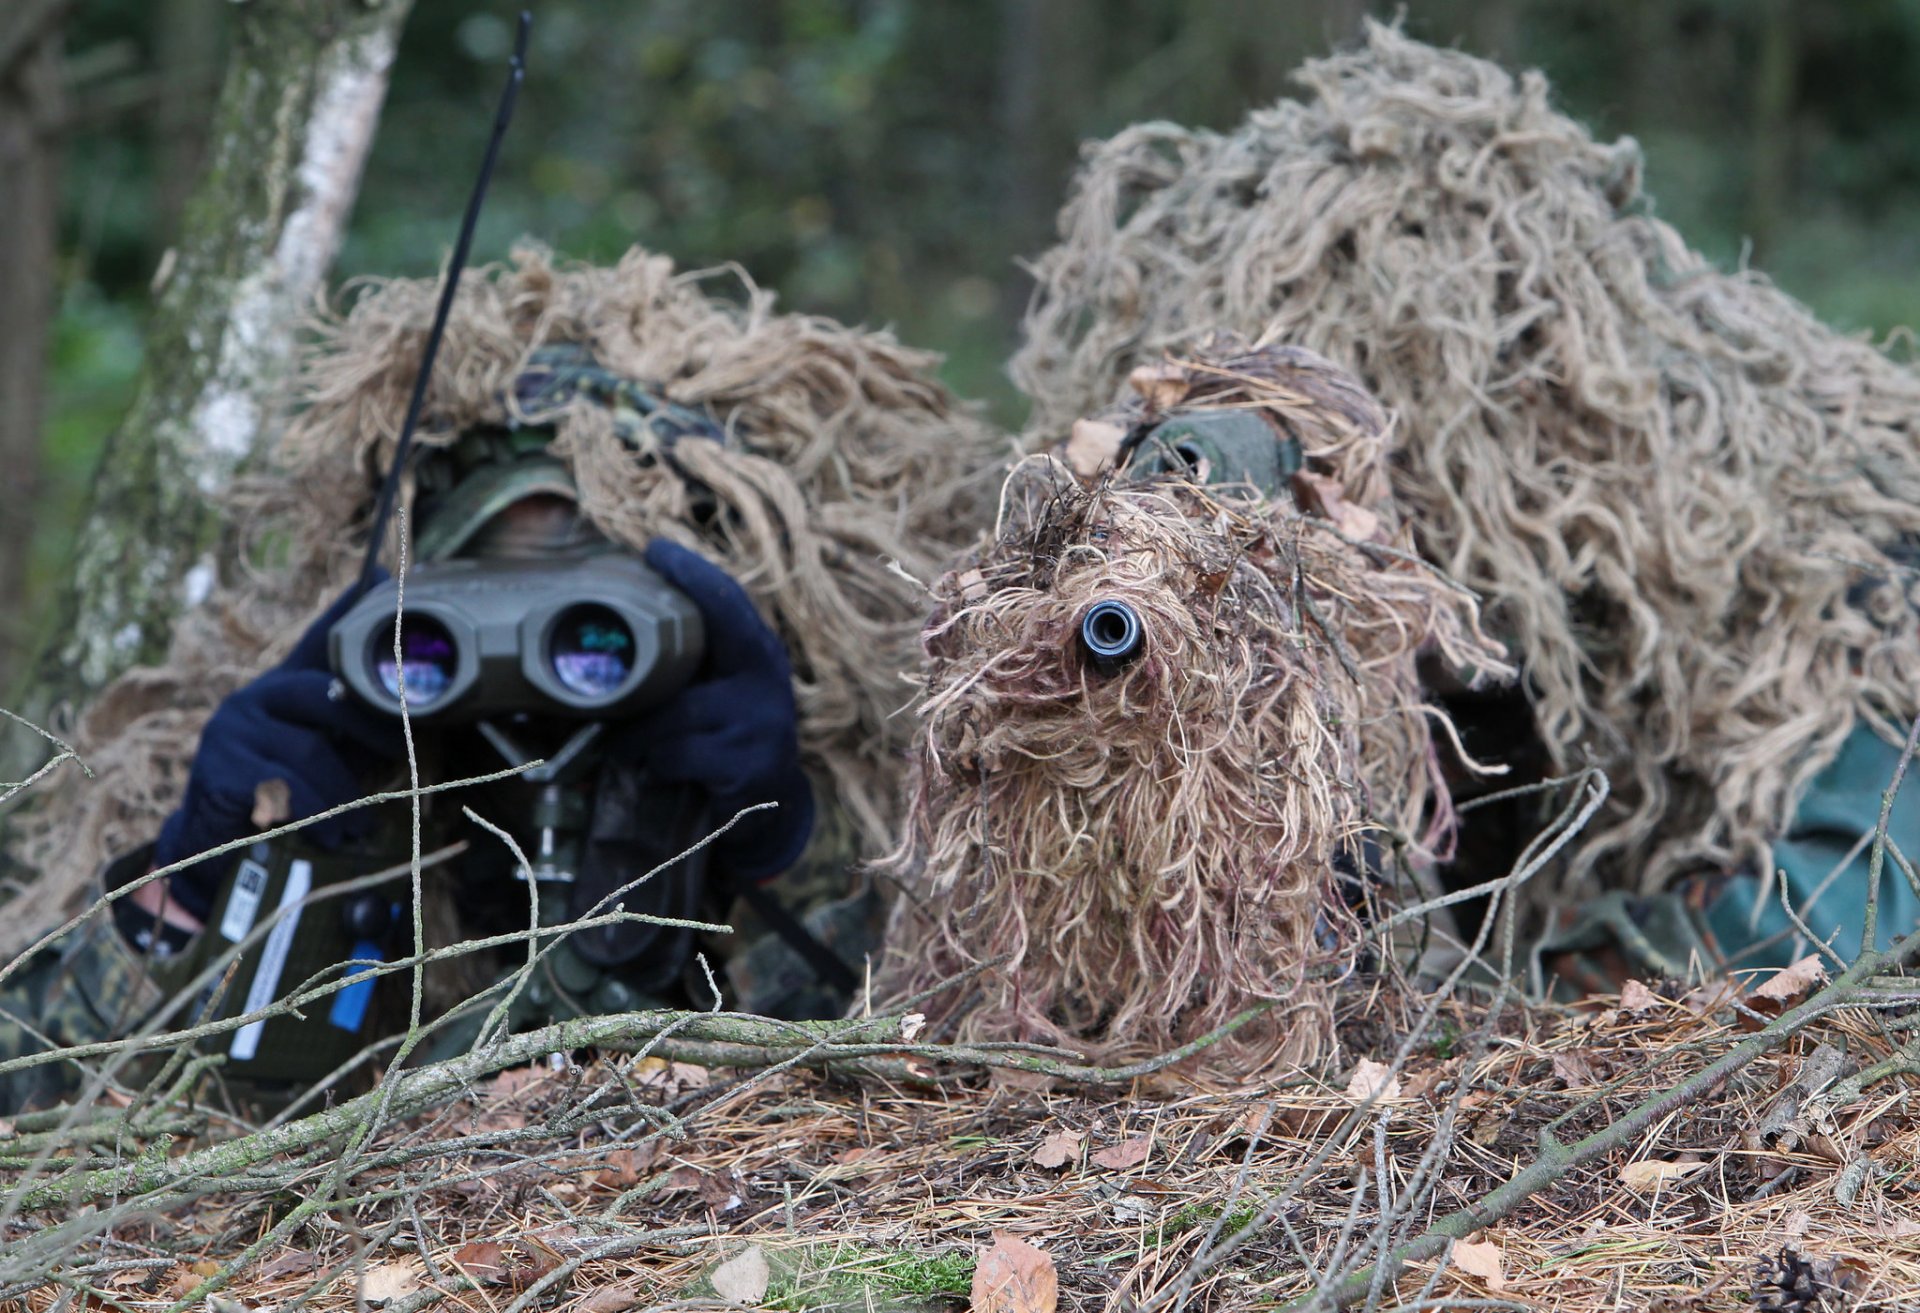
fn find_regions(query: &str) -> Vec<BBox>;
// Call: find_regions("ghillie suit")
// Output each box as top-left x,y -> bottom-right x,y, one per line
877,342 -> 1508,1073
1010,23 -> 1920,910
10,245 -> 1003,968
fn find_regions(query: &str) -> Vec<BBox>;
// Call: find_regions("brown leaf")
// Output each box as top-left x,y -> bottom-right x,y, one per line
1551,1051 -> 1597,1087
1293,469 -> 1381,541
594,1146 -> 653,1190
1127,363 -> 1189,412
504,1242 -> 562,1292
1751,955 -> 1827,1005
1090,1134 -> 1150,1171
359,1260 -> 423,1305
486,1065 -> 551,1099
971,1232 -> 1058,1313
450,1241 -> 508,1284
1065,419 -> 1125,478
1451,1237 -> 1505,1291
710,1246 -> 769,1305
1618,979 -> 1661,1013
259,1249 -> 319,1279
189,1261 -> 221,1280
575,1281 -> 645,1313
1343,1059 -> 1402,1103
1619,1157 -> 1707,1191
1032,1129 -> 1085,1170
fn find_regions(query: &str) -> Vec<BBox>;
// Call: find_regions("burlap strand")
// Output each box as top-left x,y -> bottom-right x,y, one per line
1011,22 -> 1920,900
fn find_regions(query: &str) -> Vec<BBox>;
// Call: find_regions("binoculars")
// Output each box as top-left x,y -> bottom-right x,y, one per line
328,551 -> 705,722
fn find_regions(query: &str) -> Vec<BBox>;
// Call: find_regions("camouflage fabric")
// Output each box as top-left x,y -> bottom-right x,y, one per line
0,346 -> 871,1111
1124,409 -> 1303,493
0,849 -> 184,1112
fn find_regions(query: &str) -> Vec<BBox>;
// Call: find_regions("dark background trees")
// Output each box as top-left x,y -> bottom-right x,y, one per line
12,0 -> 1920,700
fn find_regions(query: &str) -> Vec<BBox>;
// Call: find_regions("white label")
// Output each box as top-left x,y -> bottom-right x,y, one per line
228,859 -> 312,1062
218,859 -> 270,943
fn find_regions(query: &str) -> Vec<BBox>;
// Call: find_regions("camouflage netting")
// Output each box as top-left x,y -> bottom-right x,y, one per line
1011,22 -> 1920,899
10,245 -> 1004,944
877,342 -> 1508,1073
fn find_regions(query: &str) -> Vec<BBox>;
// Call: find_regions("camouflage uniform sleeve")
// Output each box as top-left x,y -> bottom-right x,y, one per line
0,846 -> 190,1113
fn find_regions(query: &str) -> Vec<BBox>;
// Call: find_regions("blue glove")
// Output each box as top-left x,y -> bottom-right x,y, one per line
615,540 -> 814,882
152,582 -> 406,921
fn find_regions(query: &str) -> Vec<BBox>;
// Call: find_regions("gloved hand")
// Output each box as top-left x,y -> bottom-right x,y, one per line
615,540 -> 814,882
151,582 -> 406,922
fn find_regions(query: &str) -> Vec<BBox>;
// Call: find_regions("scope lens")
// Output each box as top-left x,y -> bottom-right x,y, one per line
372,615 -> 457,706
550,604 -> 636,698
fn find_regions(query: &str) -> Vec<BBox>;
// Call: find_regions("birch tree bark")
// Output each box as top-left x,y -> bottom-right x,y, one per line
12,0 -> 413,744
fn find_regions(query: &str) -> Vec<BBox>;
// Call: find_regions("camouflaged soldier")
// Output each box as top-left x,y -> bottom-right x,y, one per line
0,346 -> 879,1112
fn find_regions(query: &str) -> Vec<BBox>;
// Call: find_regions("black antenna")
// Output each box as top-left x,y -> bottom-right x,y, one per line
358,10 -> 533,593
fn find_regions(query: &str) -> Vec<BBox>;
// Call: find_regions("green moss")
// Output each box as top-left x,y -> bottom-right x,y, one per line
755,1243 -> 974,1312
1163,1200 -> 1264,1241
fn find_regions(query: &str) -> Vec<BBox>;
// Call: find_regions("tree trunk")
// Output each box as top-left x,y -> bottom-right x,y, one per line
0,2 -> 67,705
11,0 -> 413,751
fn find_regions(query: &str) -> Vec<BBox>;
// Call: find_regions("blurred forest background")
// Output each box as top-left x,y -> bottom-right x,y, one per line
6,0 -> 1920,699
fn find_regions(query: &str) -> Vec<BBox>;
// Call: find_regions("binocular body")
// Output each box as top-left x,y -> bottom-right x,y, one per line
328,551 -> 706,722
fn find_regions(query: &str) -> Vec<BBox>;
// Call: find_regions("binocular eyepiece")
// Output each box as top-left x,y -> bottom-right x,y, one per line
329,551 -> 705,722
1079,598 -> 1145,673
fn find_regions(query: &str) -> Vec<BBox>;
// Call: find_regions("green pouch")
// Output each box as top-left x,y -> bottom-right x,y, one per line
186,838 -> 411,1086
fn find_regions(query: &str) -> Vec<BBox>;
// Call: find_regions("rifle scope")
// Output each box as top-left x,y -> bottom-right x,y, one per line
1079,598 -> 1145,673
330,550 -> 704,722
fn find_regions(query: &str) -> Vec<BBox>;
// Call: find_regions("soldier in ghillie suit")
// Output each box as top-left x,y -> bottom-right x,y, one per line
0,245 -> 1000,1111
1008,24 -> 1920,986
877,341 -> 1508,1075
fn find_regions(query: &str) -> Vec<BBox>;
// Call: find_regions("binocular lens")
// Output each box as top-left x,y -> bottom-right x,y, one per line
550,604 -> 636,697
373,615 -> 458,705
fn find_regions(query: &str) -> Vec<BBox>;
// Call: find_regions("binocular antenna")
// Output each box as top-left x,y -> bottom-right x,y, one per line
357,10 -> 533,596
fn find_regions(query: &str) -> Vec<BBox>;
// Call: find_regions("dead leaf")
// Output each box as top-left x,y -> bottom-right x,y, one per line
206,1296 -> 250,1313
576,1281 -> 645,1313
1451,1237 -> 1505,1291
900,1012 -> 927,1041
971,1232 -> 1058,1313
1343,1059 -> 1402,1103
710,1246 -> 770,1305
1551,1051 -> 1597,1087
1293,469 -> 1382,541
1127,363 -> 1188,412
449,1241 -> 507,1284
189,1261 -> 220,1280
594,1146 -> 653,1190
486,1065 -> 551,1099
1091,1134 -> 1150,1171
1619,979 -> 1661,1013
1066,418 -> 1125,477
1751,955 -> 1828,1004
259,1250 -> 319,1279
1619,1157 -> 1708,1191
1865,1216 -> 1920,1238
360,1260 -> 423,1305
1032,1128 -> 1085,1170
505,1241 -> 563,1292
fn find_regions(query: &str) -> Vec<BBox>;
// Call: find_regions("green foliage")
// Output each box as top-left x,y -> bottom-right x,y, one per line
34,0 -> 1920,662
758,1242 -> 974,1311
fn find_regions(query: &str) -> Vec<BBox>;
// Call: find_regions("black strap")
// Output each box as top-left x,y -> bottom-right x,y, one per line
732,878 -> 860,995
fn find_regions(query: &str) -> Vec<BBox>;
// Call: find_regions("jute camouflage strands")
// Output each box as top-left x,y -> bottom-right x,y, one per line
1012,23 -> 1920,907
878,341 -> 1508,1074
11,245 -> 1003,946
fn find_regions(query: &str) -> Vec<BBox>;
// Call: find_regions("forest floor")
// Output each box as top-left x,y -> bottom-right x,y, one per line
5,976 -> 1916,1313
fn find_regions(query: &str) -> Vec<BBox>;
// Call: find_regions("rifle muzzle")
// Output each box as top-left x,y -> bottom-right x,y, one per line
1079,599 -> 1144,673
